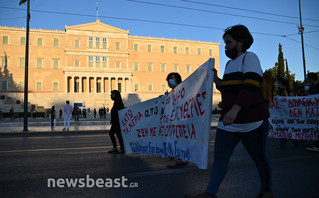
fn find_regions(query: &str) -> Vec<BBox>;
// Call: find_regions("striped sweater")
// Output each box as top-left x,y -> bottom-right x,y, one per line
219,52 -> 270,123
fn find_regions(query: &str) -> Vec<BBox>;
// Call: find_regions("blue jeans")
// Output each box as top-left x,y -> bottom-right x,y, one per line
206,120 -> 272,196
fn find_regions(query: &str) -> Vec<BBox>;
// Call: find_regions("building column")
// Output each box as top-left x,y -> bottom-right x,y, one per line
87,76 -> 90,93
94,77 -> 97,93
123,77 -> 126,93
79,76 -> 82,93
71,76 -> 74,93
103,77 -> 105,93
116,77 -> 118,90
129,78 -> 132,93
65,76 -> 68,93
109,77 -> 111,93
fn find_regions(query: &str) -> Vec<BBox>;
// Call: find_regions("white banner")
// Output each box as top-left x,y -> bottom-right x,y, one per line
119,58 -> 215,169
268,94 -> 319,140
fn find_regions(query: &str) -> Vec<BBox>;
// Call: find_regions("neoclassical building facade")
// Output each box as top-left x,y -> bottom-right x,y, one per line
0,20 -> 220,113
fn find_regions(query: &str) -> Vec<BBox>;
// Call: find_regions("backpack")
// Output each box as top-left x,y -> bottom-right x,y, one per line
227,53 -> 274,106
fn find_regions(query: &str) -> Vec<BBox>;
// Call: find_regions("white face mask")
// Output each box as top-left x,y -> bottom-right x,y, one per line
168,79 -> 177,88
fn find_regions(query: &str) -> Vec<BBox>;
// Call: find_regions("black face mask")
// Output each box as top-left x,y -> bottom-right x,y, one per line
225,46 -> 238,59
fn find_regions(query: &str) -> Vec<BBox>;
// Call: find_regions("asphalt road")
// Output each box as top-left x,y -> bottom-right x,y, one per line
0,130 -> 318,198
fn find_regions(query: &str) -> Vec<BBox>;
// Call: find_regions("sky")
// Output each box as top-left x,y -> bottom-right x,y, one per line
0,0 -> 318,81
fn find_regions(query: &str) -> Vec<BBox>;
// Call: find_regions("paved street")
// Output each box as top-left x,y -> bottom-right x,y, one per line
0,128 -> 318,198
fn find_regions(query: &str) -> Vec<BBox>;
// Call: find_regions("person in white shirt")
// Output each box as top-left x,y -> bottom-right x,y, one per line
63,100 -> 73,131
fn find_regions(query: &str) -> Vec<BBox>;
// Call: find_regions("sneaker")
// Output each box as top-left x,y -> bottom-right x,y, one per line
67,128 -> 69,131
184,192 -> 217,198
62,128 -> 66,131
108,148 -> 118,153
306,146 -> 319,152
118,148 -> 125,154
168,161 -> 187,169
256,192 -> 275,198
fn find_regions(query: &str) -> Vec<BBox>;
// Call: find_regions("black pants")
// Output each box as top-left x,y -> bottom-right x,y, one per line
109,126 -> 124,149
51,117 -> 55,128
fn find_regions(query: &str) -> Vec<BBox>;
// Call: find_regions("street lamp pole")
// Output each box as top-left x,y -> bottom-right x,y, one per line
298,0 -> 307,82
20,0 -> 30,132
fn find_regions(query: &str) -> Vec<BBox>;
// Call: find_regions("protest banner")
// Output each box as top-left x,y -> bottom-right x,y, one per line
268,94 -> 319,141
118,58 -> 215,169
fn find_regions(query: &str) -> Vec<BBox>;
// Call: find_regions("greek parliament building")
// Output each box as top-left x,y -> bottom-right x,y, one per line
0,19 -> 221,113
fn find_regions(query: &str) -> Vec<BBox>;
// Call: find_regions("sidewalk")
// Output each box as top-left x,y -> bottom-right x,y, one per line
0,117 -> 111,133
0,114 -> 220,134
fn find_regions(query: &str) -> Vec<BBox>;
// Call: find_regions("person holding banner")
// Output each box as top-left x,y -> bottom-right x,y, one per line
275,76 -> 295,150
108,90 -> 125,154
305,72 -> 319,152
186,25 -> 274,198
165,72 -> 188,168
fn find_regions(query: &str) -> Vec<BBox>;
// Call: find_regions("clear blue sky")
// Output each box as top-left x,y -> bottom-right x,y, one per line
0,0 -> 318,81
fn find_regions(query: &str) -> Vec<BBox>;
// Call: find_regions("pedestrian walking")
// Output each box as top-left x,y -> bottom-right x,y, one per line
59,109 -> 62,119
73,104 -> 79,121
185,25 -> 274,198
63,100 -> 72,131
51,106 -> 56,129
107,90 -> 125,154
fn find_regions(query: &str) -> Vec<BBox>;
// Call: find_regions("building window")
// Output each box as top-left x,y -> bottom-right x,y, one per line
36,81 -> 43,90
173,64 -> 179,72
161,83 -> 166,92
53,59 -> 59,69
198,48 -> 202,55
133,43 -> 138,51
134,83 -> 139,91
54,38 -> 59,47
1,56 -> 8,67
96,57 -> 100,67
147,44 -> 152,52
75,39 -> 80,48
37,38 -> 43,46
209,49 -> 213,56
97,80 -> 101,93
74,59 -> 80,67
148,83 -> 153,91
36,58 -> 43,68
147,63 -> 153,72
53,82 -> 59,91
173,46 -> 178,54
2,35 -> 8,45
19,58 -> 25,68
102,38 -> 107,49
116,42 -> 120,50
115,61 -> 121,68
186,47 -> 190,55
160,63 -> 166,72
161,45 -> 165,53
89,37 -> 93,48
88,56 -> 93,67
134,62 -> 139,71
186,64 -> 191,73
1,81 -> 8,90
96,38 -> 100,49
20,37 -> 26,45
19,81 -> 24,90
102,57 -> 107,67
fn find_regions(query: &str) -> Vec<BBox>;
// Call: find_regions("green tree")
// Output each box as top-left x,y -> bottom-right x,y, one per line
277,43 -> 285,78
285,59 -> 295,91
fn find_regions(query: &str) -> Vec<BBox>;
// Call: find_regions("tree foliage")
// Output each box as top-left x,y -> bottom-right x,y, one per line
277,43 -> 285,78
